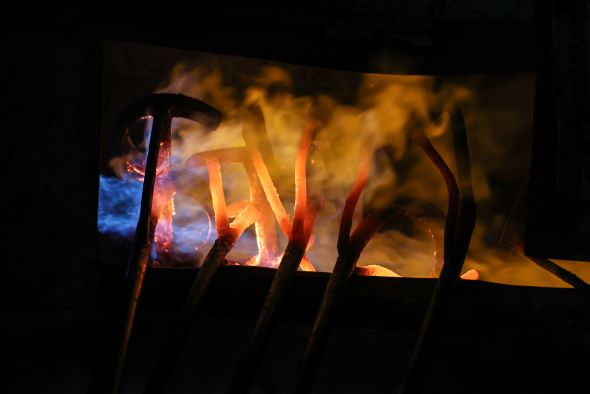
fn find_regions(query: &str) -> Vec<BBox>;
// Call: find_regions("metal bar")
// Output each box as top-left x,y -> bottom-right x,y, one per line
111,107 -> 171,394
528,257 -> 590,296
107,94 -> 221,394
398,103 -> 476,394
143,231 -> 239,394
227,240 -> 308,394
292,253 -> 355,393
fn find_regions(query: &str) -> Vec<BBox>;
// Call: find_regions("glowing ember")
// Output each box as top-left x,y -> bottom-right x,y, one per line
183,123 -> 320,271
355,265 -> 400,277
240,106 -> 318,270
205,158 -> 229,236
460,269 -> 479,280
243,119 -> 292,237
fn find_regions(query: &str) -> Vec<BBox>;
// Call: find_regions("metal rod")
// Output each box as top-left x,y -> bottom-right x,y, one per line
111,107 -> 171,394
398,103 -> 476,394
528,256 -> 590,296
143,231 -> 239,394
227,240 -> 308,394
292,252 -> 356,393
293,205 -> 402,393
227,120 -> 319,393
107,94 -> 221,394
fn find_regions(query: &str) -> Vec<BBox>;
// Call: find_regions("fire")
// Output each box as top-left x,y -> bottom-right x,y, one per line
123,138 -> 176,266
109,104 -> 473,279
180,111 -> 319,271
98,50 -> 590,286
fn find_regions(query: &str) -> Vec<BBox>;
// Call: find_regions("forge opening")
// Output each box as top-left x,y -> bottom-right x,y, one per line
98,41 -> 590,287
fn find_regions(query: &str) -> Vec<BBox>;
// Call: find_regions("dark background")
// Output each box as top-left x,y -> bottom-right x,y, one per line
2,1 -> 589,393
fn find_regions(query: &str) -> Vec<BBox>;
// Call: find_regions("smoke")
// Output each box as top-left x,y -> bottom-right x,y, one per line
99,50 -> 590,286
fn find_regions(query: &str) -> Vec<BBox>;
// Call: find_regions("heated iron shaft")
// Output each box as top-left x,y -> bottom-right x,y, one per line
109,94 -> 221,394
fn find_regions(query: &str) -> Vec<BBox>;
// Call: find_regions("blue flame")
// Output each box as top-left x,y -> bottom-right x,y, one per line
98,175 -> 142,238
98,175 -> 213,263
172,193 -> 212,255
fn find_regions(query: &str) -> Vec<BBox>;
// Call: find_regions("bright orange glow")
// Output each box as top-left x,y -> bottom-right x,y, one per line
205,158 -> 230,236
355,265 -> 400,277
460,269 -> 479,280
181,121 -> 319,271
243,119 -> 292,238
338,148 -> 371,253
292,122 -> 316,241
229,203 -> 261,236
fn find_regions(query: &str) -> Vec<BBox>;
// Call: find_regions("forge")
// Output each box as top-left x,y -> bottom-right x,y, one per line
95,40 -> 590,394
100,43 -> 584,285
5,2 -> 590,394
